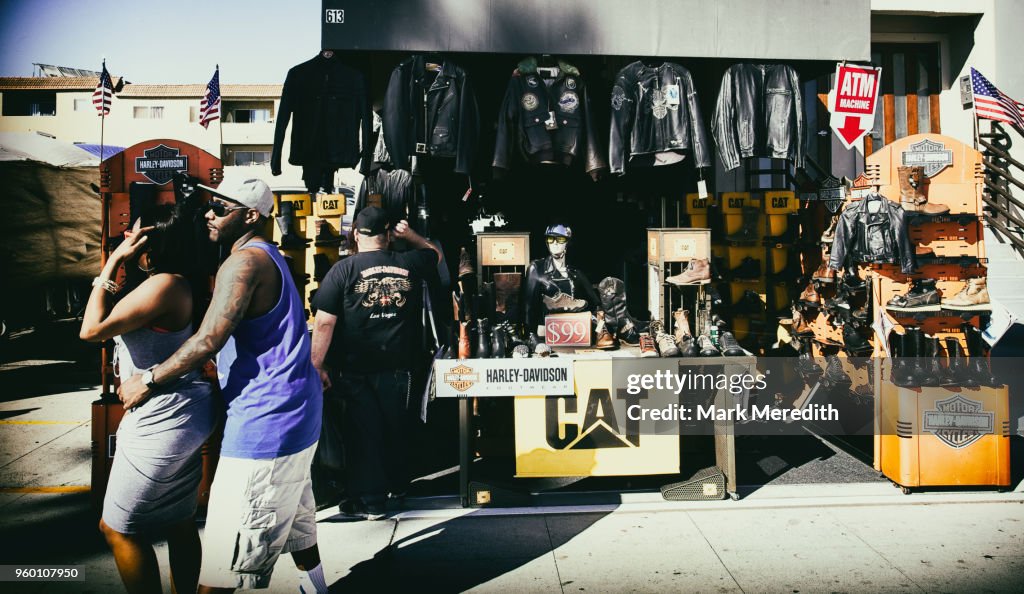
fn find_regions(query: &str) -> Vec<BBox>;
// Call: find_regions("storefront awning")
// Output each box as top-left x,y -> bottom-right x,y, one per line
322,0 -> 870,62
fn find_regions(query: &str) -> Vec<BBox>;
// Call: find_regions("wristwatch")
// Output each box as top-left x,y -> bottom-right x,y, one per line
141,367 -> 158,389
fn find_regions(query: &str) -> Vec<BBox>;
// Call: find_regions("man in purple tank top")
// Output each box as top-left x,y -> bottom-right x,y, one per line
119,172 -> 329,594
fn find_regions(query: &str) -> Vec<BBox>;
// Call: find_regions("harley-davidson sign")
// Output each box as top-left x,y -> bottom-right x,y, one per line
444,364 -> 479,392
901,138 -> 953,178
135,144 -> 189,184
923,394 -> 994,449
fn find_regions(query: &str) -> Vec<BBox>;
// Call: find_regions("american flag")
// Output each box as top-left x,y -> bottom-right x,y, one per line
199,67 -> 221,128
971,67 -> 1024,133
92,63 -> 113,116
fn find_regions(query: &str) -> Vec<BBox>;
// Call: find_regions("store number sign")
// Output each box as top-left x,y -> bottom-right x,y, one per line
545,312 -> 591,347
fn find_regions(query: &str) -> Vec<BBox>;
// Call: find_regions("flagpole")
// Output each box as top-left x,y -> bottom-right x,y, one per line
99,60 -> 107,163
217,64 -> 224,162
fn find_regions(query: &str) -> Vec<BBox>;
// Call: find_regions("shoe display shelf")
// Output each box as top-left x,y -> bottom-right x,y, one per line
475,232 -> 530,282
646,227 -> 711,328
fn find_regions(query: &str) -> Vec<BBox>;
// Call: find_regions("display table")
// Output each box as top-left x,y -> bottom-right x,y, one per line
434,349 -> 754,506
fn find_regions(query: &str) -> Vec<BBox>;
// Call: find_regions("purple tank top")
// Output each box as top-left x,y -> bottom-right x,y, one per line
217,241 -> 322,458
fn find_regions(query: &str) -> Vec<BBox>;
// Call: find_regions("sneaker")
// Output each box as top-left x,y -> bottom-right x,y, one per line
697,334 -> 720,357
543,291 -> 588,312
339,498 -> 386,521
886,278 -> 941,312
942,277 -> 990,311
665,258 -> 711,285
649,319 -> 680,357
639,333 -> 658,358
719,331 -> 745,356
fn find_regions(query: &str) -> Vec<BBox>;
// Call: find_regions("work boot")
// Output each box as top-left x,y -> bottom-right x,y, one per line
313,253 -> 331,282
888,330 -> 912,387
475,319 -> 491,359
812,261 -> 836,284
458,247 -> 474,279
799,282 -> 820,306
697,333 -> 720,357
917,334 -> 944,387
942,277 -> 990,311
904,326 -> 928,387
276,201 -> 310,249
726,206 -> 761,242
734,290 -> 764,314
843,323 -> 871,356
639,333 -> 659,358
841,270 -> 866,292
673,309 -> 693,344
458,321 -> 472,359
719,331 -> 745,356
594,311 -> 618,350
945,336 -> 976,387
666,258 -> 711,285
822,355 -> 852,388
491,325 -> 508,358
543,291 -> 588,313
887,278 -> 941,311
964,323 -> 999,387
649,319 -> 680,357
821,213 -> 840,243
898,165 -> 949,215
314,218 -> 343,246
779,305 -> 815,337
731,257 -> 761,280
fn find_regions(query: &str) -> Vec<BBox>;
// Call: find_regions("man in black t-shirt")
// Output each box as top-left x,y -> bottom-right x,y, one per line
311,206 -> 441,519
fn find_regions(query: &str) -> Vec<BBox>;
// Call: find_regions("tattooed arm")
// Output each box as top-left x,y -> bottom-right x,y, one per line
117,249 -> 261,409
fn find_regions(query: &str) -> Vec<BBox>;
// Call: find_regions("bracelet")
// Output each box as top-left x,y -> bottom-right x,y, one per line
92,277 -> 120,295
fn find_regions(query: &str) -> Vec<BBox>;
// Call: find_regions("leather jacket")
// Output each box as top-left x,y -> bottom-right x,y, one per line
271,54 -> 372,175
609,61 -> 712,174
712,63 -> 805,171
493,57 -> 607,177
830,193 -> 915,274
524,255 -> 601,331
383,55 -> 479,176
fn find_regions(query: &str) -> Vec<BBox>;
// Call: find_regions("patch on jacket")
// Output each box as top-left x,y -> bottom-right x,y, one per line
566,78 -> 577,90
611,86 -> 626,111
522,93 -> 540,111
650,89 -> 668,119
558,92 -> 579,114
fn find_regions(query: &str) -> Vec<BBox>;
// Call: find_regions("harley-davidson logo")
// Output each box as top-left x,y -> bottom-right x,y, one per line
922,394 -> 994,449
901,138 -> 953,178
135,144 -> 189,185
444,364 -> 479,393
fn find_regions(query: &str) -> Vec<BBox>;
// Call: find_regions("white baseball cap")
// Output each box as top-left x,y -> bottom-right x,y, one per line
198,171 -> 274,217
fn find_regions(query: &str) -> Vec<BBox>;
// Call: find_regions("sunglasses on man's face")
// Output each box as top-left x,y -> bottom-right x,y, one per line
205,199 -> 249,217
545,236 -> 569,244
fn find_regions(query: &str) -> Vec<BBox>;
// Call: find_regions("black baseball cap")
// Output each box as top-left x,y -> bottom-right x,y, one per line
354,206 -> 390,236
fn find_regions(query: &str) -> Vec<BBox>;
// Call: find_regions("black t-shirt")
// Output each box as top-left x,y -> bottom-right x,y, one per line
313,248 -> 438,372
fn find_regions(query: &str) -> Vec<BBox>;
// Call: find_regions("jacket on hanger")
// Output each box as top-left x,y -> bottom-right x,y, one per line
271,54 -> 372,176
493,57 -> 607,178
356,169 -> 413,226
829,193 -> 915,274
383,55 -> 479,176
712,63 -> 805,171
609,61 -> 712,174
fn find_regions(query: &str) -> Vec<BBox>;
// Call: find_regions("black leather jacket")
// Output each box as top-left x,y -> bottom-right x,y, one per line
523,255 -> 601,331
383,55 -> 479,176
830,194 -> 915,274
493,57 -> 607,177
609,61 -> 712,174
271,54 -> 372,175
712,63 -> 805,171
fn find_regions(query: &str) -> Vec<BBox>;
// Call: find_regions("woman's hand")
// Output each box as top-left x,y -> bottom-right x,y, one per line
110,225 -> 155,264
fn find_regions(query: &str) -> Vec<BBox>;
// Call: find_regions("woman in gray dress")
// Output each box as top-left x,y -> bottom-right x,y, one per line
81,202 -> 218,594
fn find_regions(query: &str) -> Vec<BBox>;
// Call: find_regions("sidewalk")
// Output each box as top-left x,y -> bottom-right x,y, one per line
1,381 -> 1022,593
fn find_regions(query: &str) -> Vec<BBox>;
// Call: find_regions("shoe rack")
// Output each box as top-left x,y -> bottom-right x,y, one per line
646,226 -> 711,336
271,192 -> 349,323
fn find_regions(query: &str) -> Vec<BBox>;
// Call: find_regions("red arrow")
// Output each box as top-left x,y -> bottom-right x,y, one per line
837,115 -> 866,145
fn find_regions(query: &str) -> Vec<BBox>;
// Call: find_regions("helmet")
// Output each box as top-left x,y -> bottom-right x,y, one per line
544,224 -> 572,238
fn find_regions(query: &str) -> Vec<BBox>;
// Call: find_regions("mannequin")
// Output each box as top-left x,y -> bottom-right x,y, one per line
523,224 -> 602,338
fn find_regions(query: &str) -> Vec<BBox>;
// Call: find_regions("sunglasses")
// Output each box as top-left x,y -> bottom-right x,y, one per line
205,199 -> 249,217
545,236 -> 569,244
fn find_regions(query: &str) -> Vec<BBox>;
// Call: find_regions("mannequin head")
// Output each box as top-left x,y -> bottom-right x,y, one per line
544,224 -> 572,260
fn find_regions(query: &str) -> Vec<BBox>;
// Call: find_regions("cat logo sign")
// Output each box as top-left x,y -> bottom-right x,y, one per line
444,364 -> 479,393
514,359 -> 678,477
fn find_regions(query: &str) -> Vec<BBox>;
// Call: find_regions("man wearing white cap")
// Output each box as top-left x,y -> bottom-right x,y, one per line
118,171 -> 328,593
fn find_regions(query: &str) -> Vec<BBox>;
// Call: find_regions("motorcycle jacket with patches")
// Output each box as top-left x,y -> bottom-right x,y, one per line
712,63 -> 805,171
383,55 -> 479,176
493,57 -> 607,177
609,61 -> 712,174
523,256 -> 601,332
829,193 -> 916,274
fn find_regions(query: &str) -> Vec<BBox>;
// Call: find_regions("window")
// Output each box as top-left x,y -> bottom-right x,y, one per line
230,150 -> 271,166
74,98 -> 91,111
133,106 -> 165,119
232,108 -> 271,123
2,91 -> 56,116
222,100 -> 274,123
866,43 -> 941,156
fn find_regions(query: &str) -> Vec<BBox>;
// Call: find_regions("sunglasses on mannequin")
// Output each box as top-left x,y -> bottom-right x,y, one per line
205,199 -> 249,217
545,236 -> 569,244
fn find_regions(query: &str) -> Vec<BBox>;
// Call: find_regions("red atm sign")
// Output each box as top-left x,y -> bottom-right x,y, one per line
834,65 -> 880,115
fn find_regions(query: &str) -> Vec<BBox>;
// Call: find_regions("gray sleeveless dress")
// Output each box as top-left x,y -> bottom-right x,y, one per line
102,324 -> 219,534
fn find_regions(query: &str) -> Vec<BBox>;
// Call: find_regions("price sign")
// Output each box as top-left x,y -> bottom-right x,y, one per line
544,312 -> 591,347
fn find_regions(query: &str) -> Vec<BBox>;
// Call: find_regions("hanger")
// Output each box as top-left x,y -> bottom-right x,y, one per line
320,49 -> 335,59
422,52 -> 444,72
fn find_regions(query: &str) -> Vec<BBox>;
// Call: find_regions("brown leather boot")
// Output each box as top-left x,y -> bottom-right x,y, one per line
672,308 -> 693,344
594,311 -> 618,349
458,321 -> 472,359
493,272 -> 522,316
898,165 -> 949,215
812,261 -> 835,284
799,282 -> 820,306
457,247 -> 474,278
942,277 -> 990,310
666,258 -> 710,285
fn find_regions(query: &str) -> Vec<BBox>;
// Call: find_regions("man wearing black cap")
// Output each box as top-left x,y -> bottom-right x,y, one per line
310,207 -> 442,519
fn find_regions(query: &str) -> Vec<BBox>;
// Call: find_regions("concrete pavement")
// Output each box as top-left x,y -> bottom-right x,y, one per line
1,380 -> 1023,593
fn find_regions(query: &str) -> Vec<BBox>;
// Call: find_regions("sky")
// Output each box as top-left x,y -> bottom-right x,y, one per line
0,0 -> 322,83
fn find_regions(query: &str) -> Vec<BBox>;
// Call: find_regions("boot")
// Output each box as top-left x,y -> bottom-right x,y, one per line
945,336 -> 977,387
799,282 -> 820,306
812,261 -> 836,284
673,309 -> 693,344
313,253 -> 331,282
446,324 -> 460,359
841,270 -> 866,292
476,319 -> 491,359
493,272 -> 522,318
918,335 -> 944,387
649,319 -> 680,357
527,332 -> 542,355
314,219 -> 342,246
843,323 -> 871,356
697,333 -> 720,357
887,278 -> 940,311
276,201 -> 310,249
942,277 -> 990,311
594,311 -> 618,350
719,331 -> 745,356
639,333 -> 659,358
964,323 -> 998,387
458,321 -> 471,359
797,338 -> 822,377
666,258 -> 711,285
779,305 -> 815,337
821,214 -> 840,243
731,257 -> 761,280
889,330 -> 911,387
904,326 -> 927,387
898,165 -> 949,215
598,277 -> 640,345
491,325 -> 508,358
726,206 -> 760,242
457,247 -> 474,279
822,355 -> 852,388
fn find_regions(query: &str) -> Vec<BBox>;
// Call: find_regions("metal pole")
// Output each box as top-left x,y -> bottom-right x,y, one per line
217,65 -> 225,161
